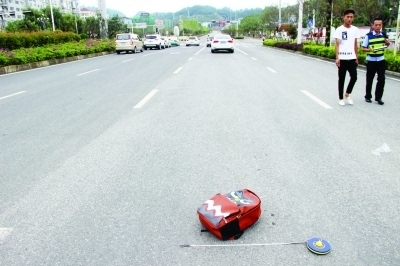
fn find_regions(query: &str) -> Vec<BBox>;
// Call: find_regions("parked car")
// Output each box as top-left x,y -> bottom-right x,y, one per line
186,36 -> 200,46
206,36 -> 214,47
211,34 -> 234,53
143,34 -> 165,50
169,37 -> 180,46
161,36 -> 171,48
115,33 -> 144,54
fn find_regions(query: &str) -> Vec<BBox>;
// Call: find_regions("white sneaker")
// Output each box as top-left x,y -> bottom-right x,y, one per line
345,96 -> 353,105
338,100 -> 345,106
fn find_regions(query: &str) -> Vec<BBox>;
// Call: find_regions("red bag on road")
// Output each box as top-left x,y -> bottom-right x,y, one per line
197,189 -> 262,240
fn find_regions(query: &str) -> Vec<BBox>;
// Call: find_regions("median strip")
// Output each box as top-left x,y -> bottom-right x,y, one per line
0,91 -> 26,100
134,89 -> 159,109
301,90 -> 333,109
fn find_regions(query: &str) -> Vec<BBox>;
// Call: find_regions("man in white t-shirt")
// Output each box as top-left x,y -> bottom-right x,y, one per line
334,9 -> 360,106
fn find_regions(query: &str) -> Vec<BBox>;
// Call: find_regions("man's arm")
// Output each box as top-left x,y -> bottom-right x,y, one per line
335,38 -> 340,67
354,30 -> 359,64
361,35 -> 371,52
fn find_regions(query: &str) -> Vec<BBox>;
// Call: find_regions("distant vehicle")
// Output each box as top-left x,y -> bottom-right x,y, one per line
186,36 -> 200,46
143,34 -> 165,50
206,36 -> 214,47
115,33 -> 144,54
161,36 -> 171,48
169,37 -> 180,46
211,34 -> 234,53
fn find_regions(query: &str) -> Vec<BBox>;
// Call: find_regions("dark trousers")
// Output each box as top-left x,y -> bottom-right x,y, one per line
338,59 -> 358,99
365,60 -> 386,100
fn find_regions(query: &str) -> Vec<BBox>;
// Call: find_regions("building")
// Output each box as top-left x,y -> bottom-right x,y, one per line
0,0 -> 80,30
80,7 -> 95,19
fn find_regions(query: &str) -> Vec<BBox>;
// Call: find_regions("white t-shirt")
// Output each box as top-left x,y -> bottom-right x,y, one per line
334,25 -> 360,60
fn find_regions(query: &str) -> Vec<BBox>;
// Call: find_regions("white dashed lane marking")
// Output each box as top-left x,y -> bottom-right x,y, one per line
301,90 -> 333,109
0,91 -> 26,100
0,228 -> 13,242
134,89 -> 158,109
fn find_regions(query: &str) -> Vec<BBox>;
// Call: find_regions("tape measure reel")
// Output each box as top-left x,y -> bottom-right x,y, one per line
306,237 -> 331,255
181,236 -> 332,255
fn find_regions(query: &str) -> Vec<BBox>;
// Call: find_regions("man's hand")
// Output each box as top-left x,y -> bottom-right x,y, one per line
336,58 -> 340,67
385,39 -> 391,46
355,58 -> 359,65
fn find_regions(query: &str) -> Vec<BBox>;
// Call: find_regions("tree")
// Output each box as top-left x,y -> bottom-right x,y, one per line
239,14 -> 262,36
107,15 -> 126,38
287,24 -> 297,40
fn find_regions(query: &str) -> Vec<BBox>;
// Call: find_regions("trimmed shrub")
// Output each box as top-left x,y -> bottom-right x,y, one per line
0,31 -> 81,50
0,39 -> 115,67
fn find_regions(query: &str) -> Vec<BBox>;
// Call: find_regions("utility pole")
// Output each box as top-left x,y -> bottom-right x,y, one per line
297,0 -> 304,44
49,0 -> 55,31
395,1 -> 400,56
279,0 -> 282,29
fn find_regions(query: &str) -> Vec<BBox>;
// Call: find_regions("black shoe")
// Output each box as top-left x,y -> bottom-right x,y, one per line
376,100 -> 384,105
365,98 -> 372,103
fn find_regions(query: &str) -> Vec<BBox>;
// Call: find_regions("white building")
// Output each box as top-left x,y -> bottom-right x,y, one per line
80,7 -> 95,19
0,0 -> 80,30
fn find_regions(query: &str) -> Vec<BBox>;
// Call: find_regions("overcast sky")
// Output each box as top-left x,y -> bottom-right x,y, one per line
79,0 -> 298,17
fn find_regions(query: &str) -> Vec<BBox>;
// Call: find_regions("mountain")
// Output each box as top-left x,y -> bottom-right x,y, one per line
152,5 -> 263,21
81,6 -> 126,18
82,5 -> 262,21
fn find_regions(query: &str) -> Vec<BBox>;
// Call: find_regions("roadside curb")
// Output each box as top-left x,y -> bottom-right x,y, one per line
263,45 -> 400,78
0,51 -> 115,75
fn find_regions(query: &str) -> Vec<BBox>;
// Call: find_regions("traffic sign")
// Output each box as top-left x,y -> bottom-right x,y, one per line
134,23 -> 147,29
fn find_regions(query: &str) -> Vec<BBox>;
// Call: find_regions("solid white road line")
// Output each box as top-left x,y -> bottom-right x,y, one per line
0,91 -> 26,100
194,47 -> 206,55
267,67 -> 277,73
236,48 -> 248,55
76,69 -> 99,76
174,67 -> 183,74
134,89 -> 159,109
301,90 -> 333,109
252,57 -> 257,61
188,57 -> 193,61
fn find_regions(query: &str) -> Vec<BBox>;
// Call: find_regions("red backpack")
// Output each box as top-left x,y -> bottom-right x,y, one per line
197,189 -> 262,240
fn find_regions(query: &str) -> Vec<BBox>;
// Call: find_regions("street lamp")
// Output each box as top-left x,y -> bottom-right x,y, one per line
37,14 -> 49,30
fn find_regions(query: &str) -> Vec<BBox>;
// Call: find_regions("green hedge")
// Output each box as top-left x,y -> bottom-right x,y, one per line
0,39 -> 115,67
263,40 -> 400,72
233,36 -> 244,39
0,31 -> 82,50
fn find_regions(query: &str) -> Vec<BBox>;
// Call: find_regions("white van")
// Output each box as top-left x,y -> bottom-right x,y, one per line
115,33 -> 144,54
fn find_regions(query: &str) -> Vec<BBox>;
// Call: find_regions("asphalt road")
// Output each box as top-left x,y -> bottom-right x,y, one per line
1,35 -> 399,265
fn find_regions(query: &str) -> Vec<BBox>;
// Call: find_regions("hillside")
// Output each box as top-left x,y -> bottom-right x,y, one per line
81,6 -> 126,18
154,5 -> 262,21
